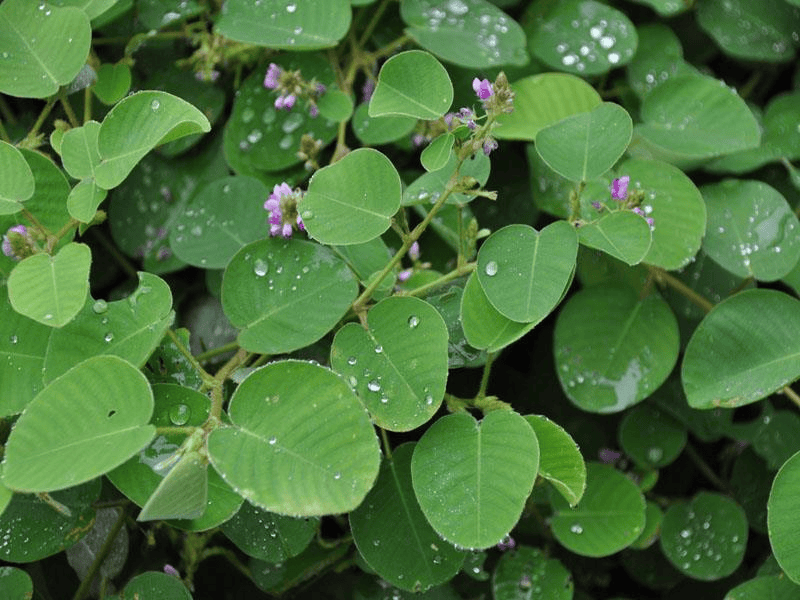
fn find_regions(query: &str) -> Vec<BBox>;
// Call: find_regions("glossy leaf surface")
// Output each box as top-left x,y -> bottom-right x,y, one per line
0,141 -> 34,214
524,415 -> 586,507
768,450 -> 800,584
369,51 -> 453,120
492,546 -> 573,600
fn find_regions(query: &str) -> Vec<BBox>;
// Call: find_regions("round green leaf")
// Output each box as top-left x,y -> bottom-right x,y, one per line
726,576 -> 800,600
495,73 -> 601,142
411,410 -> 539,549
554,284 -> 679,414
753,410 -> 800,471
477,222 -> 578,323
369,51 -> 453,120
7,242 -> 91,327
2,356 -> 155,492
67,180 -> 107,223
400,0 -> 528,68
0,479 -> 99,563
222,502 -> 318,562
460,271 -> 538,352
316,89 -> 354,122
215,0 -> 351,50
0,292 -> 50,416
107,384 -> 242,532
421,133 -> 454,172
44,272 -> 173,382
0,0 -> 91,98
528,0 -> 638,76
208,361 -> 380,516
682,289 -> 800,409
61,121 -> 101,181
697,0 -> 799,63
93,62 -> 131,105
625,24 -> 697,100
492,546 -> 573,600
114,572 -> 192,600
170,176 -> 270,269
769,450 -> 800,584
550,462 -> 645,557
701,179 -> 800,282
222,238 -> 357,354
730,448 -> 770,535
621,158 -> 706,270
578,211 -> 652,266
95,91 -> 211,189
223,56 -> 337,174
404,151 -> 490,206
0,566 -> 33,598
629,501 -> 664,550
0,141 -> 34,214
523,415 -> 586,507
303,148 -> 401,245
351,443 -> 466,592
535,103 -> 632,182
660,492 -> 748,580
330,296 -> 449,432
634,75 -> 760,162
351,102 -> 417,146
618,402 -> 687,469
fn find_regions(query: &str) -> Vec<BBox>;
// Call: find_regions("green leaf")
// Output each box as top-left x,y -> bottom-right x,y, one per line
50,0 -> 122,20
222,502 -> 318,562
634,75 -> 760,162
350,443 -> 466,592
369,50 -> 453,120
215,0 -> 351,50
494,73 -> 601,142
625,0 -> 689,16
752,410 -> 800,471
618,403 -> 687,469
302,148 -> 402,245
682,289 -> 800,409
625,24 -> 697,100
697,0 -> 799,63
61,121 -> 101,180
527,0 -> 638,76
0,0 -> 91,98
492,546 -> 573,600
0,295 -> 50,416
578,211 -> 652,266
170,176 -> 270,269
554,284 -> 679,414
425,284 -> 486,369
330,296 -> 449,432
107,384 -> 242,532
701,179 -> 800,282
92,63 -> 131,105
660,492 -> 748,580
0,566 -> 32,598
550,462 -> 645,557
67,179 -> 107,223
137,451 -> 208,522
316,89 -> 354,123
629,501 -> 664,550
476,222 -> 578,323
404,151 -> 491,206
112,572 -> 192,600
460,271 -> 538,352
207,361 -> 381,516
351,102 -> 417,146
7,242 -> 91,327
94,91 -> 211,189
421,133 -> 454,172
411,410 -> 539,549
621,158 -> 706,270
535,103 -> 632,182
400,0 -> 528,68
726,576 -> 800,600
523,415 -> 586,507
222,238 -> 358,354
2,356 -> 155,492
0,141 -> 34,214
769,450 -> 800,584
44,272 -> 174,382
0,479 -> 99,563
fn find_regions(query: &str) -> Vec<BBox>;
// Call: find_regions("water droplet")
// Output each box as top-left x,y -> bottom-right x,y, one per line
104,332 -> 114,343
286,3 -> 296,12
169,403 -> 191,425
380,395 -> 389,404
301,210 -> 314,220
484,261 -> 498,276
43,314 -> 53,320
424,394 -> 434,406
647,447 -> 663,463
151,99 -> 160,110
92,299 -> 108,314
408,315 -> 420,328
333,472 -> 341,480
570,523 -> 583,534
374,345 -> 383,354
268,436 -> 277,445
347,356 -> 357,365
9,334 -> 18,344
191,225 -> 202,236
367,379 -> 381,392
279,134 -> 293,150
254,259 -> 269,277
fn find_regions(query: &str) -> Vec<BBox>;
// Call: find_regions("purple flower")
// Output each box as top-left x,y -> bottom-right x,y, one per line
2,225 -> 28,260
264,63 -> 282,89
458,107 -> 477,130
496,535 -> 516,551
409,241 -> 420,261
264,183 -> 303,238
472,77 -> 493,100
308,104 -> 319,118
274,93 -> 296,110
362,78 -> 375,103
163,564 -> 179,577
296,214 -> 305,231
611,176 -> 630,200
397,268 -> 413,282
316,83 -> 326,95
411,134 -> 427,148
591,201 -> 602,210
599,448 -> 622,464
483,139 -> 498,156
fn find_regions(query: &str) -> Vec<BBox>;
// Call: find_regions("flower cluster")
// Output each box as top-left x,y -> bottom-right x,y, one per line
264,182 -> 305,238
593,176 -> 655,230
2,225 -> 33,261
264,63 -> 326,118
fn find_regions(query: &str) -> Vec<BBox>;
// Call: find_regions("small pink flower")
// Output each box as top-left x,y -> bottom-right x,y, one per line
2,225 -> 29,261
308,104 -> 319,118
163,564 -> 179,577
409,241 -> 420,261
483,139 -> 498,156
397,268 -> 413,282
264,63 -> 282,89
472,77 -> 493,100
274,93 -> 296,110
611,176 -> 630,200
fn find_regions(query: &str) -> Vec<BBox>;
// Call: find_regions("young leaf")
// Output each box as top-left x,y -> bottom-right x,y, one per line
578,211 -> 652,266
420,133 -> 454,172
524,415 -> 586,507
0,141 -> 34,214
369,50 -> 453,120
137,452 -> 208,522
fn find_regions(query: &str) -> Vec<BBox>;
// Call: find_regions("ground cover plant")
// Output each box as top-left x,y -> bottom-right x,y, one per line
1,0 -> 800,598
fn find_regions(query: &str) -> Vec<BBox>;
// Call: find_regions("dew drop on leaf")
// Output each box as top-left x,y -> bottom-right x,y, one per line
151,99 -> 160,110
254,259 -> 269,277
104,332 -> 114,343
484,261 -> 498,276
367,379 -> 381,392
92,299 -> 108,314
408,315 -> 420,328
169,403 -> 191,426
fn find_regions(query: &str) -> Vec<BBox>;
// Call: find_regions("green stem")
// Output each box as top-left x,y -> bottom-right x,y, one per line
399,262 -> 476,298
72,507 -> 127,600
650,267 -> 714,313
368,34 -> 411,61
199,547 -> 252,579
59,90 -> 80,128
83,86 -> 92,123
165,329 -> 214,388
477,352 -> 498,399
0,95 -> 16,125
194,341 -> 240,363
28,97 -> 58,139
155,425 -> 198,436
357,0 -> 392,47
781,386 -> 800,410
379,427 -> 393,460
684,442 -> 730,493
208,348 -> 250,420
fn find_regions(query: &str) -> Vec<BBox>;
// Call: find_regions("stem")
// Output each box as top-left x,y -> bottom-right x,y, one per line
0,119 -> 10,143
399,262 -> 476,297
0,95 -> 16,125
781,386 -> 800,410
477,352 -> 498,399
208,348 -> 250,420
650,267 -> 714,313
194,341 -> 239,363
83,86 -> 92,123
357,0 -> 392,47
379,427 -> 393,460
155,426 -> 198,436
28,97 -> 58,138
165,329 -> 214,387
59,90 -> 80,128
684,442 -> 730,493
368,34 -> 411,61
199,547 -> 252,579
72,507 -> 127,600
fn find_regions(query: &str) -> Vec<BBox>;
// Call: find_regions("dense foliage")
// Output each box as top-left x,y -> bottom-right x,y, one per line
1,0 -> 800,598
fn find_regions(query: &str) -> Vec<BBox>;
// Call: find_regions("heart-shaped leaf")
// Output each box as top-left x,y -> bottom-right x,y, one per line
369,50 -> 453,120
